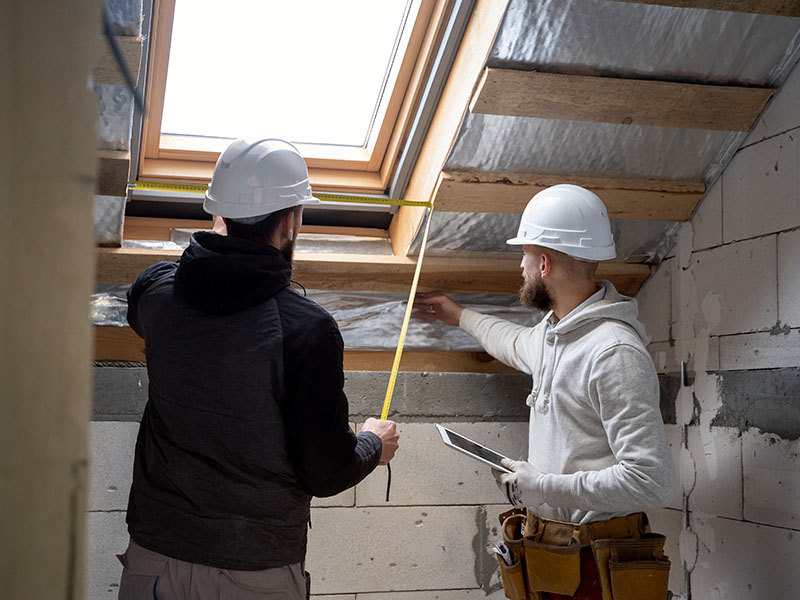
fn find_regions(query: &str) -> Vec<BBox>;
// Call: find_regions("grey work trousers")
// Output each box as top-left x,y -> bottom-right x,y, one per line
117,540 -> 309,599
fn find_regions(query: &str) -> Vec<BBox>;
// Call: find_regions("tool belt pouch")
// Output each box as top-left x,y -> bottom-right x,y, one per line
497,508 -> 529,600
592,534 -> 670,600
522,518 -> 582,597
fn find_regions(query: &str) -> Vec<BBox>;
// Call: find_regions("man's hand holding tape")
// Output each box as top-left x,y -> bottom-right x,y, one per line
493,458 -> 547,508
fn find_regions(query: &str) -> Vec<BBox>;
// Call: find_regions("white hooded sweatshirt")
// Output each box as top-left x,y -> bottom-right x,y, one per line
459,280 -> 675,524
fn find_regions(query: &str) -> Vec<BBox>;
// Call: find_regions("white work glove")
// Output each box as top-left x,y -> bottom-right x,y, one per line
493,458 -> 546,507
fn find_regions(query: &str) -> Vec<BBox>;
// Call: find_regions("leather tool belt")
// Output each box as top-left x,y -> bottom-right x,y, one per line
496,508 -> 670,600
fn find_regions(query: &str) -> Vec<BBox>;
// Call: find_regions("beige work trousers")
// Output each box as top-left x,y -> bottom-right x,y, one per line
117,540 -> 309,599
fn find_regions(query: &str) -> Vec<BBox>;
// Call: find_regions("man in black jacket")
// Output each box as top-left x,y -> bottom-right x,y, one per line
118,139 -> 399,599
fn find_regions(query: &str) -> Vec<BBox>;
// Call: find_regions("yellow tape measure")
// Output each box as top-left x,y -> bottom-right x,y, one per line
380,205 -> 434,420
128,181 -> 433,209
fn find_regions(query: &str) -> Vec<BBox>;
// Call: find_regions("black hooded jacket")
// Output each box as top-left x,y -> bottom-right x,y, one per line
125,231 -> 382,570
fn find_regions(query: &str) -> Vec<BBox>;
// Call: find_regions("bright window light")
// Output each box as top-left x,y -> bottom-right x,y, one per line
161,0 -> 412,147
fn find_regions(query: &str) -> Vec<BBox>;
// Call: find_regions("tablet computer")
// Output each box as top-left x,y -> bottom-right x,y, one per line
436,424 -> 512,473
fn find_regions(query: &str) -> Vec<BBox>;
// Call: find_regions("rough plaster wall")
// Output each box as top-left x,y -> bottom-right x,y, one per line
635,58 -> 800,600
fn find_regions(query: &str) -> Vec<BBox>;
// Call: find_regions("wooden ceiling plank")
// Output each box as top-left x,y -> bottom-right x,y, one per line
96,247 -> 649,296
123,217 -> 389,242
390,0 -> 511,256
93,35 -> 143,86
608,0 -> 800,17
435,170 -> 706,221
471,68 -> 774,132
94,326 -> 519,373
97,150 -> 130,196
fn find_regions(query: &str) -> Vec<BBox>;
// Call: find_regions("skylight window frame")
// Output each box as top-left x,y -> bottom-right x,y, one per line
139,0 -> 445,193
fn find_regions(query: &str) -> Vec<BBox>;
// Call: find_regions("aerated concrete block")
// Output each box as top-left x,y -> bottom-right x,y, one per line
355,422 -> 528,507
664,425 -> 682,510
692,178 -> 722,251
686,426 -> 742,520
646,508 -> 684,597
778,228 -> 800,328
692,236 -> 778,336
636,258 -> 671,343
89,421 -> 138,511
719,330 -> 800,371
743,430 -> 800,530
86,511 -> 129,600
691,514 -> 800,599
745,59 -> 800,147
305,506 -> 482,595
722,131 -> 800,243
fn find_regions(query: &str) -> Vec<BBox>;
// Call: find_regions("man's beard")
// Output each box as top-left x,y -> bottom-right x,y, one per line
281,237 -> 297,265
520,274 -> 553,312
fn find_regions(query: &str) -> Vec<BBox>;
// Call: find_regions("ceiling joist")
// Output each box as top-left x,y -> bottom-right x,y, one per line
94,326 -> 519,373
96,247 -> 650,296
435,170 -> 705,221
97,150 -> 130,196
470,68 -> 774,131
608,0 -> 800,17
93,35 -> 143,86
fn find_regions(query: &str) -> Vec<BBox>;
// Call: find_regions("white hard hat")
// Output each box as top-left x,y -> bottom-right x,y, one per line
506,184 -> 616,261
204,138 -> 320,222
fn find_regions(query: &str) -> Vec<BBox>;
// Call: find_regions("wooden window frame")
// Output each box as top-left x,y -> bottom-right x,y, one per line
139,0 -> 452,193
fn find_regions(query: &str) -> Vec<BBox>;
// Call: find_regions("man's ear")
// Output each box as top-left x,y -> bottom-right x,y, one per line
281,209 -> 297,241
540,252 -> 553,277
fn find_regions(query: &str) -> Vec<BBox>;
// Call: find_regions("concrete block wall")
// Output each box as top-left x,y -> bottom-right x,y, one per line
87,370 -> 531,598
634,58 -> 800,599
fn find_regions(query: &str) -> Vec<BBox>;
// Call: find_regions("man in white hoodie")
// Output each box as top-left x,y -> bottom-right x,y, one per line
416,184 -> 675,600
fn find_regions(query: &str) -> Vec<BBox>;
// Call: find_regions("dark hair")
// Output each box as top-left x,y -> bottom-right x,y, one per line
224,206 -> 300,245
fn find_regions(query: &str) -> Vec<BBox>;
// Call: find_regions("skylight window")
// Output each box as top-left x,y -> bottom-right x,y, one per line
138,0 -> 446,194
161,0 -> 411,148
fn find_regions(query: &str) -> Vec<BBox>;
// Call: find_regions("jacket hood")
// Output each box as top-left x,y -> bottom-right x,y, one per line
528,280 -> 649,412
174,231 -> 291,315
551,280 -> 649,344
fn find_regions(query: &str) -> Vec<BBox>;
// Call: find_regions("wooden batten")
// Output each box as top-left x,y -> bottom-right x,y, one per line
94,326 -> 519,373
470,68 -> 774,132
122,216 -> 389,242
391,0 -> 511,255
93,35 -> 144,86
97,150 -> 130,196
609,0 -> 800,17
435,171 -> 705,221
96,247 -> 650,295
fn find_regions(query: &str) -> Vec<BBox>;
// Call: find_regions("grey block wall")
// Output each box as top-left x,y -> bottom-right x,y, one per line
88,369 -> 530,599
634,58 -> 800,599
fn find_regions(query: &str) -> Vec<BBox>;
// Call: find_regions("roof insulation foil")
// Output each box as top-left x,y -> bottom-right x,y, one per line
409,210 -> 681,264
92,286 -> 540,351
424,0 -> 800,263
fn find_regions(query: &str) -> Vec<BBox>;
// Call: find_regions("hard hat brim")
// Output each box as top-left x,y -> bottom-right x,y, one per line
506,237 -> 616,261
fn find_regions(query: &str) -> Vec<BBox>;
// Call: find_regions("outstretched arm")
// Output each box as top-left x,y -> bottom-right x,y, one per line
415,292 -> 539,375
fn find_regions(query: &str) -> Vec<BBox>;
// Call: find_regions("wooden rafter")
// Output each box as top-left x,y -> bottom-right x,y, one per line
93,36 -> 143,86
122,217 -> 389,242
97,150 -> 130,196
608,0 -> 800,17
390,0 -> 511,256
470,68 -> 774,132
435,171 -> 705,221
94,326 -> 519,373
96,247 -> 650,295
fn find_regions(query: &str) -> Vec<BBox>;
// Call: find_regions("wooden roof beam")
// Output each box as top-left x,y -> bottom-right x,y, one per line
608,0 -> 800,17
96,247 -> 650,296
435,170 -> 705,221
94,326 -> 519,373
93,35 -> 144,86
470,68 -> 774,132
